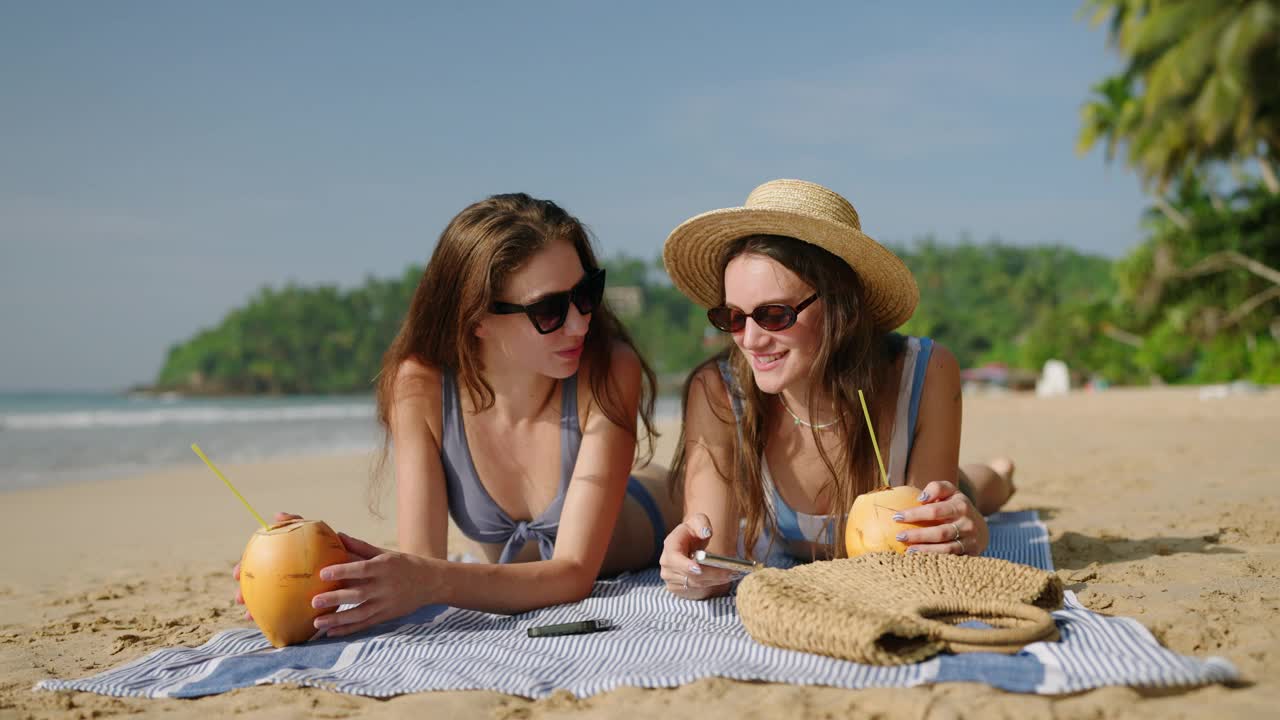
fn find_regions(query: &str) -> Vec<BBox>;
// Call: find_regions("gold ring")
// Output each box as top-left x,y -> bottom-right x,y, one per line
950,522 -> 961,541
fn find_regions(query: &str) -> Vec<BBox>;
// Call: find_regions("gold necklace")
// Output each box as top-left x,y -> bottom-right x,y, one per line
778,394 -> 841,430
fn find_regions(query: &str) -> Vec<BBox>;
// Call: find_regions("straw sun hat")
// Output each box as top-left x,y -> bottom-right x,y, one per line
662,179 -> 919,330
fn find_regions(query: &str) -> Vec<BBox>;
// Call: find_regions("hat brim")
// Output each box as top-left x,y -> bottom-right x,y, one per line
662,206 -> 919,330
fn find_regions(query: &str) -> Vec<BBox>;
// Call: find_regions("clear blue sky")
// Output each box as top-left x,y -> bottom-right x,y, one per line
1,2 -> 1146,392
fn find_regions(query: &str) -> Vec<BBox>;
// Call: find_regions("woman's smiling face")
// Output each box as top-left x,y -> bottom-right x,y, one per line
721,252 -> 823,395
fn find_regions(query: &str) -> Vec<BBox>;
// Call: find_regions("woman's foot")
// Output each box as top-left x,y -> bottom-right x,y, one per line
960,457 -> 1017,515
988,456 -> 1016,506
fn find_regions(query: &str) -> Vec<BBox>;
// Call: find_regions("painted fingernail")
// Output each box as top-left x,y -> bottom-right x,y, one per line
918,491 -> 930,502
892,513 -> 905,522
895,532 -> 907,541
689,564 -> 703,575
320,569 -> 334,581
699,527 -> 712,539
312,598 -> 327,609
906,547 -> 919,553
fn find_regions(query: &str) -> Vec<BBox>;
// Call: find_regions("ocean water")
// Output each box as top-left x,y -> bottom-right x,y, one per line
0,392 -> 382,492
0,392 -> 681,492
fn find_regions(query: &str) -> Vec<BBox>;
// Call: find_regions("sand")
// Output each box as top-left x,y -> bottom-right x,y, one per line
2,387 -> 1277,719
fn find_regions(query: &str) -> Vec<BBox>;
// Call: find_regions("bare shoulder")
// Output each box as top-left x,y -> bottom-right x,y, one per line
926,341 -> 959,374
687,360 -> 731,407
576,341 -> 644,431
922,341 -> 962,401
604,340 -> 642,384
393,357 -> 441,401
390,358 -> 442,436
683,358 -> 737,430
576,340 -> 642,394
394,356 -> 439,382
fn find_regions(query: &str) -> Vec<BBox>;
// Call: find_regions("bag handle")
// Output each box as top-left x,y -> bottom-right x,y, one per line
910,598 -> 1059,654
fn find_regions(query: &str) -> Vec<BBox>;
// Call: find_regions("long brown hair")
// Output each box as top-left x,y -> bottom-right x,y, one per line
370,193 -> 657,508
669,234 -> 903,559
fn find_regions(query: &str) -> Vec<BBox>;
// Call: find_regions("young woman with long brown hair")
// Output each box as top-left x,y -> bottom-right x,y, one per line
239,193 -> 676,635
656,179 -> 1015,599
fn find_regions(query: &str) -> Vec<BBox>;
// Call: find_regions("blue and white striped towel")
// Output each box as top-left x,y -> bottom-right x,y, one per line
36,511 -> 1238,699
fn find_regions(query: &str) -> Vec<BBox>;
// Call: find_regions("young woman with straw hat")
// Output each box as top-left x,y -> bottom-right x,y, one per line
234,193 -> 678,633
658,179 -> 1016,599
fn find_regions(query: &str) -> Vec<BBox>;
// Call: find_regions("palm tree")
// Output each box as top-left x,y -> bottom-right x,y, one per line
1077,74 -> 1192,229
1081,0 -> 1280,193
1076,75 -> 1139,164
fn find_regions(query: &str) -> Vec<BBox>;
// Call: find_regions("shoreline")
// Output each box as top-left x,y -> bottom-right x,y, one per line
0,392 -> 685,495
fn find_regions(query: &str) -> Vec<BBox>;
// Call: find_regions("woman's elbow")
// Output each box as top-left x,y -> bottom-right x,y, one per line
556,561 -> 600,604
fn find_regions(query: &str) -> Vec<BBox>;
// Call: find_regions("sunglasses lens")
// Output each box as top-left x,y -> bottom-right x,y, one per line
572,269 -> 605,316
707,306 -> 743,332
527,296 -> 569,334
755,305 -> 795,331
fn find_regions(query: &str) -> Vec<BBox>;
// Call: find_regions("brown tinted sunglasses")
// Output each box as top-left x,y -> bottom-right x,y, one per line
707,293 -> 819,333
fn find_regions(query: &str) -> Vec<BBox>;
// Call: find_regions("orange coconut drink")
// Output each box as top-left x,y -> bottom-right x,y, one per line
843,390 -> 926,557
190,443 -> 348,648
238,518 -> 348,647
844,485 -> 926,556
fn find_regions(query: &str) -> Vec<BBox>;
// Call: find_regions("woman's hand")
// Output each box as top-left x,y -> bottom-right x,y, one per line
309,533 -> 433,637
895,481 -> 989,556
232,511 -> 302,618
658,513 -> 737,600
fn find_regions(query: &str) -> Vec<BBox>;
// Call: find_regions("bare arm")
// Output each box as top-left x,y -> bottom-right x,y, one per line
897,343 -> 990,555
903,343 -> 962,492
659,363 -> 741,599
391,361 -> 449,560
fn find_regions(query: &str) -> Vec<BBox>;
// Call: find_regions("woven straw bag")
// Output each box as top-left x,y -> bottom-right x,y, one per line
736,553 -> 1064,665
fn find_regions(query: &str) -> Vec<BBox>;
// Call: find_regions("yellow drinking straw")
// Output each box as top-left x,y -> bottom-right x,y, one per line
190,442 -> 270,530
857,390 -> 889,488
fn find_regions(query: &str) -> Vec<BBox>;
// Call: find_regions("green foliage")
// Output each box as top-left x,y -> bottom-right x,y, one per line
1074,1 -> 1280,384
1080,0 -> 1280,191
1017,296 -> 1147,384
896,239 -> 1115,372
155,267 -> 420,394
1108,180 -> 1280,383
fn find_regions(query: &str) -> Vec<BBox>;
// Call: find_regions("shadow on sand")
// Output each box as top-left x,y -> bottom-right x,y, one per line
1051,530 -> 1242,570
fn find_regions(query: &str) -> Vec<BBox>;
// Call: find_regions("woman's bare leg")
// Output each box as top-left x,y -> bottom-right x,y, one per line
959,457 -> 1016,516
